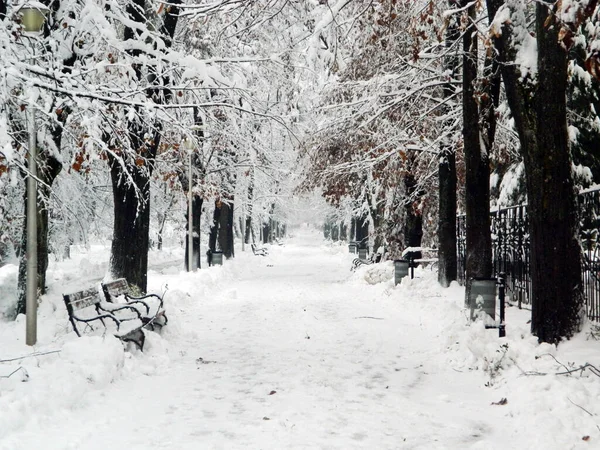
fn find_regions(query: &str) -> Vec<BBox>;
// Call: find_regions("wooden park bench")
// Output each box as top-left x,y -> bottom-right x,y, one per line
63,287 -> 149,350
251,243 -> 268,256
63,279 -> 166,351
352,247 -> 386,271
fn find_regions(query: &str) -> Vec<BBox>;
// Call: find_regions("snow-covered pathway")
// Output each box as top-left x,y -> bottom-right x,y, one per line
3,230 -> 521,449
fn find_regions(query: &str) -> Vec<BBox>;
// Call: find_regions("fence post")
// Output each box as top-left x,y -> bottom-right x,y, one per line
498,272 -> 506,338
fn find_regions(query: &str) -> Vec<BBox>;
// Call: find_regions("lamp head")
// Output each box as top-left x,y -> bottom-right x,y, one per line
184,136 -> 195,150
17,2 -> 49,34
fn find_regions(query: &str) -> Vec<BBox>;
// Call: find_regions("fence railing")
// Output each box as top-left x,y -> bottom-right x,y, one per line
457,186 -> 600,321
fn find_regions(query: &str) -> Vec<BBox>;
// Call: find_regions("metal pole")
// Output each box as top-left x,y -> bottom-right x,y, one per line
241,205 -> 246,252
188,148 -> 193,272
499,272 -> 506,338
26,106 -> 37,346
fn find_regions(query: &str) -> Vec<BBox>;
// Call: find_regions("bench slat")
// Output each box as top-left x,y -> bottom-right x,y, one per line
64,288 -> 101,311
102,279 -> 129,297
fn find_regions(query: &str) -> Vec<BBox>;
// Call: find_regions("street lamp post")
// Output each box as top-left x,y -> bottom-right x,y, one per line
17,1 -> 49,346
185,137 -> 194,272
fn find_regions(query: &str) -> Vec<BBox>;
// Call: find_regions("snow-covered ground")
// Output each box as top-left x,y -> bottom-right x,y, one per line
1,226 -> 600,449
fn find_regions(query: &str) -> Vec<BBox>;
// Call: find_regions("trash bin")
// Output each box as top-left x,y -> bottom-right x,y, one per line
211,251 -> 224,266
469,278 -> 496,321
348,242 -> 358,254
394,259 -> 410,285
358,248 -> 368,260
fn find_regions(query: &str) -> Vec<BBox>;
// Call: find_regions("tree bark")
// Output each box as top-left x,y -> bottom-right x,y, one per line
209,200 -> 221,253
108,0 -> 180,289
263,221 -> 271,244
108,142 -> 154,292
355,216 -> 369,249
244,169 -> 255,244
218,200 -> 234,258
528,3 -> 583,342
463,0 -> 492,306
438,0 -> 460,287
403,171 -> 423,261
489,0 -> 584,342
184,195 -> 203,270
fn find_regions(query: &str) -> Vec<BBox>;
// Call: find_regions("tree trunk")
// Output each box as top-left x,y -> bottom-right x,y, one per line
371,203 -> 385,252
403,172 -> 423,261
236,216 -> 243,240
438,150 -> 457,287
356,216 -> 369,249
463,0 -> 492,306
16,153 -> 62,315
244,168 -> 255,244
527,3 -> 583,342
185,195 -> 203,270
107,0 -> 181,287
218,200 -> 234,258
489,0 -> 584,342
108,146 -> 153,292
340,222 -> 347,241
209,200 -> 221,253
438,0 -> 460,287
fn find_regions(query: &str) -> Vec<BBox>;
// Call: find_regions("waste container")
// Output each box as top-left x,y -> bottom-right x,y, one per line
469,278 -> 496,321
211,251 -> 224,266
394,259 -> 410,285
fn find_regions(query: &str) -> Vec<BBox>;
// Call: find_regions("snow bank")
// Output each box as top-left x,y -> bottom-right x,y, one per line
0,263 -> 18,319
2,233 -> 600,447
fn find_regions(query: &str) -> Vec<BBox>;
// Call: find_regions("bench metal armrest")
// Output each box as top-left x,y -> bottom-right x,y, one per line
125,293 -> 163,311
74,312 -> 122,330
98,302 -> 143,320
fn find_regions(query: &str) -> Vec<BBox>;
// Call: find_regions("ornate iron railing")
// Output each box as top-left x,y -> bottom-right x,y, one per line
457,186 -> 600,321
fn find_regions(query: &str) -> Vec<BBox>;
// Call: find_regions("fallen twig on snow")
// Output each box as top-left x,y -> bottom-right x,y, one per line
0,366 -> 29,381
568,397 -> 594,417
0,350 -> 61,363
555,363 -> 600,378
536,353 -> 571,372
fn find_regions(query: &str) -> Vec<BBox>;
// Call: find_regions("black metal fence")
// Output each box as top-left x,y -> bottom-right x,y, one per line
457,186 -> 600,321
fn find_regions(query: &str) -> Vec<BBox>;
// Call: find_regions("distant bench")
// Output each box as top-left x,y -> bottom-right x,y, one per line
401,246 -> 438,268
351,247 -> 386,271
251,243 -> 268,256
63,278 -> 166,351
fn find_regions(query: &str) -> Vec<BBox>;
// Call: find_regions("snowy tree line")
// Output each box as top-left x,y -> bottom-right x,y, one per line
0,1 -> 331,316
1,0 -> 600,344
299,0 -> 600,344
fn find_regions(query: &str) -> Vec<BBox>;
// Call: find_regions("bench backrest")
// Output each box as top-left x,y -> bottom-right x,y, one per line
63,287 -> 102,313
63,288 -> 105,337
102,278 -> 129,301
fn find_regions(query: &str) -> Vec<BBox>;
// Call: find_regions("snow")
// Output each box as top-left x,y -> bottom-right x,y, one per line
489,5 -> 537,82
489,5 -> 512,39
2,227 -> 600,448
515,34 -> 538,82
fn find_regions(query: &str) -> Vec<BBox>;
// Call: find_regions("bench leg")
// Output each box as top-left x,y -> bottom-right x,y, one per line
121,329 -> 145,351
